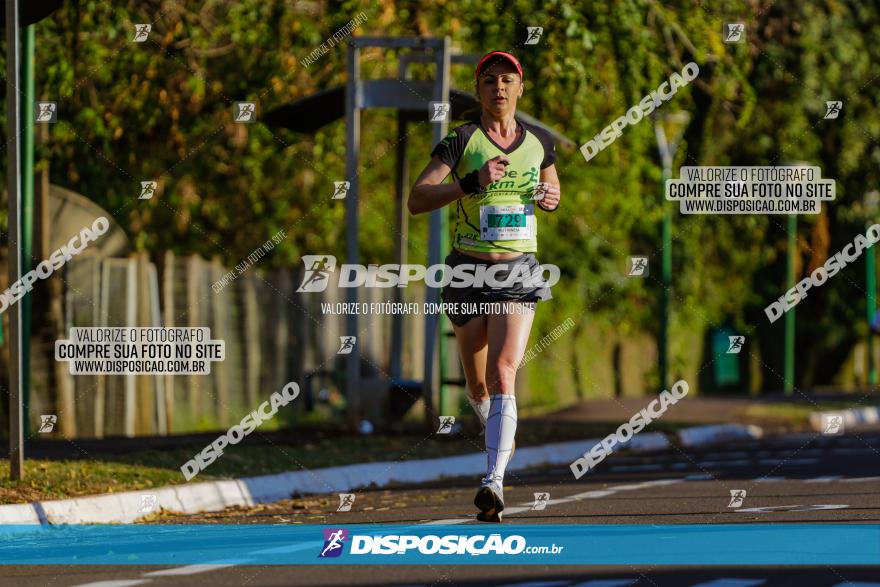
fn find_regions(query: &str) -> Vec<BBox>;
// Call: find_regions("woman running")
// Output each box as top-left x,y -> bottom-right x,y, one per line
408,50 -> 561,522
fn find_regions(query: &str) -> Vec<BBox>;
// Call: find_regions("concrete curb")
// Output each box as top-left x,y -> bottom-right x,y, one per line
0,432 -> 669,525
676,424 -> 763,448
809,406 -> 880,433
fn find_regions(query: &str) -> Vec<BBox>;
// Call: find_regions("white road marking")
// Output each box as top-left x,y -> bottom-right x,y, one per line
144,564 -> 241,576
737,504 -> 848,513
425,479 -> 683,525
805,476 -> 843,483
73,581 -> 149,587
841,476 -> 880,483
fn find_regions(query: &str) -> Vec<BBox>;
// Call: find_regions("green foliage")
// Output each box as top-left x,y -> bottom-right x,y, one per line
0,0 -> 876,391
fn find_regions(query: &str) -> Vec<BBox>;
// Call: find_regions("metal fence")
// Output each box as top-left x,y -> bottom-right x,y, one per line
28,252 -> 429,438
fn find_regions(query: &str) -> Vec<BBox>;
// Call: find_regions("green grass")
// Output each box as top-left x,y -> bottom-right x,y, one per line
0,459 -> 183,504
0,434 -> 490,505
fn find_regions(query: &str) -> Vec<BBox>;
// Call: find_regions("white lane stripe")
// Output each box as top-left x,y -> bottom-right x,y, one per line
72,581 -> 149,587
689,580 -> 765,587
737,504 -> 848,513
144,564 -> 242,576
841,476 -> 880,483
423,517 -> 472,525
426,479 -> 683,525
805,476 -> 843,483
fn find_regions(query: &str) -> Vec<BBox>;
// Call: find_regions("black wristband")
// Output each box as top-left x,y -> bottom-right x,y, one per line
458,170 -> 482,195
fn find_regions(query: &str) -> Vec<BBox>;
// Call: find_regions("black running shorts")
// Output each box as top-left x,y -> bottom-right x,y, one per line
440,249 -> 553,327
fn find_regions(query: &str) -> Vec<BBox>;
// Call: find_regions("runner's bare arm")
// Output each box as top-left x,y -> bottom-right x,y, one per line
409,155 -> 510,215
538,164 -> 560,211
408,156 -> 465,215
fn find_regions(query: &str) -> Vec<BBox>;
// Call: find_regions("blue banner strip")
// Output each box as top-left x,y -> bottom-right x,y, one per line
0,524 -> 877,565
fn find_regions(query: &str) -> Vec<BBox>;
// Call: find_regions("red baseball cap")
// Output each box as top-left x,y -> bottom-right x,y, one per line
475,51 -> 523,80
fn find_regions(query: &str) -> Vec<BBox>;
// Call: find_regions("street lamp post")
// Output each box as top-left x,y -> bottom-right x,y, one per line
653,112 -> 690,391
780,161 -> 813,396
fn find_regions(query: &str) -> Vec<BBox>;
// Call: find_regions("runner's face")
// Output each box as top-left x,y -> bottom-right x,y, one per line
477,61 -> 523,116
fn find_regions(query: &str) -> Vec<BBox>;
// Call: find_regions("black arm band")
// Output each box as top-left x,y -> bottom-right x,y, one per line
458,170 -> 482,195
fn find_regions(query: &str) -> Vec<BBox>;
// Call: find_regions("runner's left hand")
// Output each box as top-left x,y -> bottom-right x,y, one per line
538,183 -> 560,211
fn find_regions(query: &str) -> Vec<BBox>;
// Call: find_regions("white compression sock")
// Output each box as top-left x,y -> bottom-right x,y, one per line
467,397 -> 490,430
485,394 -> 517,484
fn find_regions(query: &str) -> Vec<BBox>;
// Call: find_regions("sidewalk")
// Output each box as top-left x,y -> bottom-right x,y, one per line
538,393 -> 861,434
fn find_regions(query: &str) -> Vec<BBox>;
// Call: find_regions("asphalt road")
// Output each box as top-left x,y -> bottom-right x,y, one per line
3,431 -> 880,586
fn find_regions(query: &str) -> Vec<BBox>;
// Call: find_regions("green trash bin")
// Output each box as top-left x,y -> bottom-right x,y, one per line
712,327 -> 741,388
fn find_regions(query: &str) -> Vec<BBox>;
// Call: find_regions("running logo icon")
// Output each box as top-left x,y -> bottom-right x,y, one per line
728,489 -> 747,508
822,413 -> 844,435
139,181 -> 157,200
724,23 -> 745,43
824,101 -> 842,119
133,24 -> 151,42
337,336 -> 356,355
38,415 -> 57,433
36,102 -> 57,123
532,492 -> 550,510
727,336 -> 745,354
297,255 -> 337,292
235,102 -> 256,123
138,494 -> 158,514
436,416 -> 455,434
319,528 -> 348,558
337,494 -> 355,512
628,256 -> 649,277
332,181 -> 350,200
531,182 -> 549,201
525,27 -> 543,45
429,102 -> 450,122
